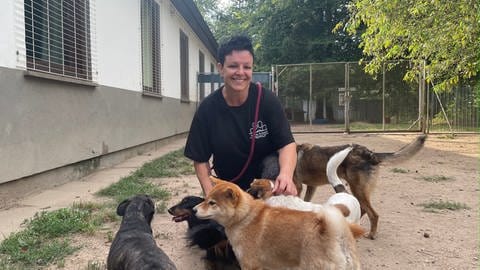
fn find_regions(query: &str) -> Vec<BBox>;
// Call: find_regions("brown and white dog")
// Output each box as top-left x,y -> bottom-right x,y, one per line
295,135 -> 426,238
248,146 -> 361,225
195,177 -> 364,270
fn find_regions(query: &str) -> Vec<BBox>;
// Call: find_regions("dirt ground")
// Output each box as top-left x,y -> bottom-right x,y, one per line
49,133 -> 478,269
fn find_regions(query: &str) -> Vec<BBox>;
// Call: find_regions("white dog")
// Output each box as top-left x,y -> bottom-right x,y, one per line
247,147 -> 361,224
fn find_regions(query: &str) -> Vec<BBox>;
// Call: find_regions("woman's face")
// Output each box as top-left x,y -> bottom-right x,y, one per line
218,50 -> 253,93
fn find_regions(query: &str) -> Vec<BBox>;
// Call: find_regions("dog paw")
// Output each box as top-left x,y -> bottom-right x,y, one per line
366,232 -> 377,240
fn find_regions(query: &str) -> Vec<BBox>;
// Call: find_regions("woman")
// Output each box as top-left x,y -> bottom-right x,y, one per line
184,35 -> 297,196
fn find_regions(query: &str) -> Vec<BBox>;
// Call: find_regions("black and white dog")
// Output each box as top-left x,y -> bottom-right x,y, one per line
107,194 -> 177,270
168,196 -> 239,270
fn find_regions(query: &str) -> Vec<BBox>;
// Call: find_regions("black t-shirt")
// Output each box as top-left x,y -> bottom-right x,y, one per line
184,83 -> 295,190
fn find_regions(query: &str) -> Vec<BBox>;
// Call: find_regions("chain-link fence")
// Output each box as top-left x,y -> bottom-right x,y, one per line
274,61 -> 478,134
427,83 -> 479,133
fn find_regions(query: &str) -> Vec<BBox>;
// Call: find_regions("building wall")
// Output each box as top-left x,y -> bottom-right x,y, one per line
0,0 -> 217,184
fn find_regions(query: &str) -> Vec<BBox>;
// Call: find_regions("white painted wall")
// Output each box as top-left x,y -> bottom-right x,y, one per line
96,0 -> 142,91
161,1 -> 218,100
0,0 -> 18,69
1,0 -> 218,101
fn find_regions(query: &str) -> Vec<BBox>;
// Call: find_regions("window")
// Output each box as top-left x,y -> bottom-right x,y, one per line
198,50 -> 205,100
210,63 -> 215,93
24,0 -> 92,80
141,0 -> 161,95
180,30 -> 189,101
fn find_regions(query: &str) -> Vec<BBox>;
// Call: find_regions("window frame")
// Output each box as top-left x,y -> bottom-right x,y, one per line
180,30 -> 189,102
24,0 -> 93,81
141,0 -> 161,96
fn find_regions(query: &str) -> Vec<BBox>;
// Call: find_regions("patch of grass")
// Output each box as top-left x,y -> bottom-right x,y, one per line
86,260 -> 106,270
0,202 -> 112,268
420,200 -> 470,212
132,147 -> 195,178
0,147 -> 192,269
0,228 -> 78,267
96,148 -> 193,203
391,168 -> 409,173
421,175 -> 453,182
96,176 -> 170,203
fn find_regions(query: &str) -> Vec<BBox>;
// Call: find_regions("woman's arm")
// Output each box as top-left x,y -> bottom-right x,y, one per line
193,161 -> 213,196
272,142 -> 298,195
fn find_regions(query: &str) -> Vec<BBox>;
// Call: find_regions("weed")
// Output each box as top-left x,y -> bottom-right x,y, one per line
391,168 -> 409,173
96,176 -> 170,203
420,200 -> 470,212
422,175 -> 453,182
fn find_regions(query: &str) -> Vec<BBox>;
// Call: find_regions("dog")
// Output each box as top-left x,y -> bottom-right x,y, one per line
107,194 -> 177,270
247,180 -> 361,224
168,196 -> 239,270
294,135 -> 426,238
325,146 -> 361,224
195,176 -> 364,270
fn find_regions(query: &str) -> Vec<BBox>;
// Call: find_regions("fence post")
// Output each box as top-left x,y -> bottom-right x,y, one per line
344,62 -> 350,133
420,60 -> 427,133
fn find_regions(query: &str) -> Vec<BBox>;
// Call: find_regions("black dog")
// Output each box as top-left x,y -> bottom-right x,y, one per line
107,195 -> 177,270
168,196 -> 239,270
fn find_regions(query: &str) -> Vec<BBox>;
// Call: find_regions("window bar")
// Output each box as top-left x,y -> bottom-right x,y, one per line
61,0 -> 64,76
47,0 -> 51,73
30,0 -> 35,69
73,0 -> 77,77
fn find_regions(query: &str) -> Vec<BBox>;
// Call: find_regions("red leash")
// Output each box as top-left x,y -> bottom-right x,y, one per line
230,82 -> 262,182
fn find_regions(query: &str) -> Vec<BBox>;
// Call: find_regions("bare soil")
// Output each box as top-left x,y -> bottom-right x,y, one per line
45,134 -> 478,269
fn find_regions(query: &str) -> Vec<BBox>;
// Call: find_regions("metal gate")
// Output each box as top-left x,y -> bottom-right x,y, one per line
274,61 -> 424,133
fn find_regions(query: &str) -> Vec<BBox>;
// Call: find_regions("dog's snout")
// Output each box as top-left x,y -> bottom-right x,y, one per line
192,205 -> 198,214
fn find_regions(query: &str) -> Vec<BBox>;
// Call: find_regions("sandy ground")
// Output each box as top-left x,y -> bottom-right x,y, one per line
6,133 -> 479,270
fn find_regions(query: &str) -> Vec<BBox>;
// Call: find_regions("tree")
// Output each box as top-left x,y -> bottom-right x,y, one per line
194,0 -> 362,71
338,0 -> 480,92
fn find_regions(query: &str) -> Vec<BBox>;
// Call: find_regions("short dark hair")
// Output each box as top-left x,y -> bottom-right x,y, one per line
217,35 -> 254,65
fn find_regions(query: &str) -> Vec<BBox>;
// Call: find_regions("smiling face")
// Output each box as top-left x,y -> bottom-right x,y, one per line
217,50 -> 253,94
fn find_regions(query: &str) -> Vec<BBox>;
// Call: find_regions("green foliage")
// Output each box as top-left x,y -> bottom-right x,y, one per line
0,232 -> 77,267
420,200 -> 470,212
96,176 -> 170,203
421,175 -> 453,183
26,208 -> 99,237
391,168 -> 408,173
195,0 -> 362,70
133,148 -> 195,178
0,204 -> 109,267
97,148 -> 194,202
340,0 -> 480,92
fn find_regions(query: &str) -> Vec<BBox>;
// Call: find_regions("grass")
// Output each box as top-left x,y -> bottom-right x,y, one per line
0,147 -> 192,269
391,168 -> 409,173
0,202 -> 115,268
421,175 -> 454,182
96,147 -> 194,203
420,200 -> 470,212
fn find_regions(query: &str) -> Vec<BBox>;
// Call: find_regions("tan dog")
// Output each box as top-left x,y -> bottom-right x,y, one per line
195,176 -> 364,270
295,135 -> 426,239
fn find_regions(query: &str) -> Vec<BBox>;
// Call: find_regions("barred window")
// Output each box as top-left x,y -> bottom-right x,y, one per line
180,30 -> 189,101
141,0 -> 161,95
198,50 -> 205,100
24,0 -> 92,80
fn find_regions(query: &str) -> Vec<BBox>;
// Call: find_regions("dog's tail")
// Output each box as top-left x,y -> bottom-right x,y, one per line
349,223 -> 366,239
326,146 -> 353,193
376,135 -> 427,164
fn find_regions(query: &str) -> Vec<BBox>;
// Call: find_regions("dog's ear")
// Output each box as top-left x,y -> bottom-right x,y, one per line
116,198 -> 131,216
143,198 -> 155,225
223,187 -> 239,205
210,176 -> 228,186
